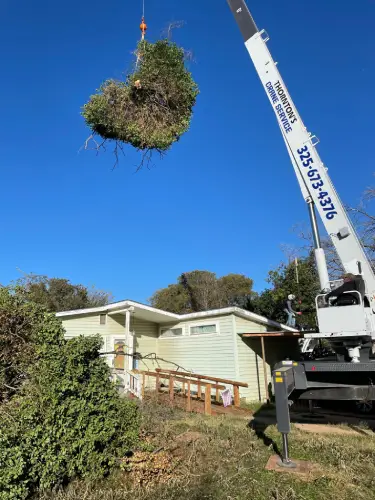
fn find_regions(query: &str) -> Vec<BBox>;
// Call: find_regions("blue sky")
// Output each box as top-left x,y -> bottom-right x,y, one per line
1,0 -> 374,302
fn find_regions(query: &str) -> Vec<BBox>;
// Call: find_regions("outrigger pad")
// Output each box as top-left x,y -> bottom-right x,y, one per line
265,455 -> 317,476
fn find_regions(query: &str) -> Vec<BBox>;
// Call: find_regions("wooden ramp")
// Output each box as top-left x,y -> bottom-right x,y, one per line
134,368 -> 250,417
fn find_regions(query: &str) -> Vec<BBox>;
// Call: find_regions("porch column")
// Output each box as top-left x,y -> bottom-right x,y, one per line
125,308 -> 135,370
125,308 -> 134,392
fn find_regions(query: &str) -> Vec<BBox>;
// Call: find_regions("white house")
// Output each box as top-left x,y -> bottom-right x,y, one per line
57,300 -> 299,401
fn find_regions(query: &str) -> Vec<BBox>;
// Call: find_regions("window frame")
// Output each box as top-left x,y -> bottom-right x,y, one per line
159,325 -> 185,340
99,314 -> 107,325
188,320 -> 220,337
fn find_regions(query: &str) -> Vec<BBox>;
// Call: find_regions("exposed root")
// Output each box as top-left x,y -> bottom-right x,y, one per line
79,134 -> 107,155
135,148 -> 166,172
162,21 -> 185,40
80,135 -> 165,171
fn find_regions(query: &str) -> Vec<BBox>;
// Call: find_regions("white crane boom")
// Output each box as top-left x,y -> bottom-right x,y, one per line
227,0 -> 375,304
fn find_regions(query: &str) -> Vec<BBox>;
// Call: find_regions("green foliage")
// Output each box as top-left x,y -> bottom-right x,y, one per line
249,254 -> 320,327
0,289 -> 139,499
15,273 -> 112,312
179,271 -> 217,311
150,271 -> 253,313
82,40 -> 199,152
217,274 -> 254,308
150,284 -> 190,314
0,287 -> 63,401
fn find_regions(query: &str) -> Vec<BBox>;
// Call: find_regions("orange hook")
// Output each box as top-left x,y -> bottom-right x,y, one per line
140,17 -> 147,35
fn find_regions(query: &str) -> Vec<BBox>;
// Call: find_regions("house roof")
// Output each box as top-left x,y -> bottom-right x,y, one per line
56,299 -> 298,332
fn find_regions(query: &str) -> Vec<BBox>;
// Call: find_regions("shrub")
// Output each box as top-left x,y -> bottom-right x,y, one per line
0,289 -> 139,499
82,40 -> 199,153
0,287 -> 63,401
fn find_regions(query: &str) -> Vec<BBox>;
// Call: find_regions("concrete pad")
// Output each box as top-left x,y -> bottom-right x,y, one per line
295,423 -> 357,435
265,455 -> 318,478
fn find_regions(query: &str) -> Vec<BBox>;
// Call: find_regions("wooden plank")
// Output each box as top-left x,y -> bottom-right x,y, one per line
155,368 -> 248,388
197,381 -> 202,399
216,386 -> 220,402
169,377 -> 174,401
233,385 -> 240,408
186,380 -> 191,412
182,381 -> 186,396
260,336 -> 269,403
155,372 -> 160,395
205,384 -> 212,416
134,370 -> 225,390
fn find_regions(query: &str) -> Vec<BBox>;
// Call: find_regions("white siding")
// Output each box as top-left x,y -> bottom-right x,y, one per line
61,313 -> 126,367
235,317 -> 271,401
61,313 -> 125,339
156,315 -> 237,382
131,318 -> 158,389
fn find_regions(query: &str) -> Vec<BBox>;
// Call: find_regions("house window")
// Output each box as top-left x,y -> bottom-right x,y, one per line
159,327 -> 184,339
100,314 -> 106,325
190,323 -> 218,335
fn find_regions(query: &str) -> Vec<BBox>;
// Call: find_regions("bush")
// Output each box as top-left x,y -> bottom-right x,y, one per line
82,40 -> 199,153
0,287 -> 63,401
0,289 -> 139,499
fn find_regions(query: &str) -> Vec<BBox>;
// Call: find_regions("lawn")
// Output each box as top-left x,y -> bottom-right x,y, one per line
38,399 -> 375,500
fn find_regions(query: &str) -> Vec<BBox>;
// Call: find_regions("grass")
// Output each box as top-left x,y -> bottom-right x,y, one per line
37,399 -> 375,500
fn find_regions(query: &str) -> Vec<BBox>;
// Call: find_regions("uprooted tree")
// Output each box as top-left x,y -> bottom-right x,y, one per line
0,287 -> 139,499
82,39 -> 199,168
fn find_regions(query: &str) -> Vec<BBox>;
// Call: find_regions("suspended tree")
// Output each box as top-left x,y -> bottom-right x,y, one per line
82,12 -> 199,168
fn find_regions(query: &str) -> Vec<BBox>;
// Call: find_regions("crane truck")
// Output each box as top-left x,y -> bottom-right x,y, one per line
227,0 -> 375,465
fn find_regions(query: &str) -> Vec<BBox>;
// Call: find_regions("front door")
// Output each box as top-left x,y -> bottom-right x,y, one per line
113,339 -> 126,370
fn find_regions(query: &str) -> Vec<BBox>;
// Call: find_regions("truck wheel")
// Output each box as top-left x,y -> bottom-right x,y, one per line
355,399 -> 373,414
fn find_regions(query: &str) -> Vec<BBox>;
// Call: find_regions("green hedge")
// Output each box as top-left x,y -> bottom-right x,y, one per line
0,289 -> 139,499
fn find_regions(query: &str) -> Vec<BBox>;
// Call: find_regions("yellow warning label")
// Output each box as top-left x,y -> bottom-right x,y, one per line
275,377 -> 283,383
275,371 -> 281,376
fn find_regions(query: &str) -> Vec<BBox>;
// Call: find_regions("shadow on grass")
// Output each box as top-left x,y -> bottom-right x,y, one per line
248,403 -> 282,457
248,400 -> 375,456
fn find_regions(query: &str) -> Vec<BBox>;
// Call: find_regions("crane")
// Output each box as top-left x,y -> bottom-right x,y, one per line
227,0 -> 375,466
227,0 -> 375,364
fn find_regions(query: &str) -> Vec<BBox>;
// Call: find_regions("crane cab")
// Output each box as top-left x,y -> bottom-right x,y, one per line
307,276 -> 375,362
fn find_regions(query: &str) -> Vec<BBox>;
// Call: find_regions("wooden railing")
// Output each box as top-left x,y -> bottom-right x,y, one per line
134,368 -> 248,415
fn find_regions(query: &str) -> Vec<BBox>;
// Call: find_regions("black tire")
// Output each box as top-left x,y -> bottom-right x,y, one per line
354,399 -> 373,414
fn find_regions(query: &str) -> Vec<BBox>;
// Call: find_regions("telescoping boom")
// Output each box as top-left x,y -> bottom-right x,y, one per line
227,0 -> 375,360
227,0 -> 375,295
